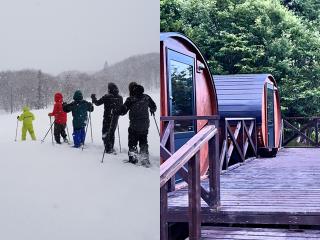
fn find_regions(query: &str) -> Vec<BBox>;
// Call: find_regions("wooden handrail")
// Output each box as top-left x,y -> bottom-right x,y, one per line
161,115 -> 219,121
160,116 -> 220,240
283,118 -> 320,147
220,118 -> 257,170
160,125 -> 218,187
285,116 -> 320,120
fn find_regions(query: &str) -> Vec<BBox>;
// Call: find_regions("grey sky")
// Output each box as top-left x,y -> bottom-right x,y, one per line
0,0 -> 159,75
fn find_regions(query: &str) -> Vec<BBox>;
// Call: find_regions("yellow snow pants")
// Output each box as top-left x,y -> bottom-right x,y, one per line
22,125 -> 36,141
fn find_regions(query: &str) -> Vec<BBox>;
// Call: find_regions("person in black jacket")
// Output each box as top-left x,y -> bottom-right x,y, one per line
91,83 -> 123,153
128,81 -> 138,96
63,90 -> 94,148
116,84 -> 157,166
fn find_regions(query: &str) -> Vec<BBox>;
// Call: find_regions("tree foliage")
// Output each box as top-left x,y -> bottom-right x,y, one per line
161,0 -> 320,117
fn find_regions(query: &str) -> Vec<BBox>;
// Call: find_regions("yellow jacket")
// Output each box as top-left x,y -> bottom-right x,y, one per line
18,106 -> 35,127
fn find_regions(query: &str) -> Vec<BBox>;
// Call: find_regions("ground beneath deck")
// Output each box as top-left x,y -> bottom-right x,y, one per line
168,148 -> 320,225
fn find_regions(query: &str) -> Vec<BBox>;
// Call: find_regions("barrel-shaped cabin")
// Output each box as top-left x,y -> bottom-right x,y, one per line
214,74 -> 281,157
160,32 -> 219,176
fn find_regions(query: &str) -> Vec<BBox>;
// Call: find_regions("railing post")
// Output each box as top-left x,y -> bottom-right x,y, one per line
254,119 -> 257,156
225,119 -> 229,170
315,118 -> 319,147
219,119 -> 226,171
208,120 -> 220,208
168,120 -> 176,192
188,152 -> 201,240
160,183 -> 168,240
242,120 -> 245,160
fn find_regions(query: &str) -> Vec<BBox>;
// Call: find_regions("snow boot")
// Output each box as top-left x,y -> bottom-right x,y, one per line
108,149 -> 117,155
128,147 -> 138,164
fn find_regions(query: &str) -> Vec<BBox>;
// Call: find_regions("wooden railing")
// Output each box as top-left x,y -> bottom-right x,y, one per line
283,117 -> 320,147
160,115 -> 220,240
220,118 -> 257,170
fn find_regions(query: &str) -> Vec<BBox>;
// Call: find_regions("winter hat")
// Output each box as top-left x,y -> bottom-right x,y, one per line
108,82 -> 119,95
129,82 -> 138,96
23,106 -> 30,112
73,90 -> 83,101
132,84 -> 144,97
54,92 -> 63,103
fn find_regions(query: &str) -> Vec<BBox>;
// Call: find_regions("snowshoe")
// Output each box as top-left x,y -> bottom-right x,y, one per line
140,153 -> 151,168
128,155 -> 138,164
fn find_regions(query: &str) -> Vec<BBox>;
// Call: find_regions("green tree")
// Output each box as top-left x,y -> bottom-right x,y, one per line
161,0 -> 320,117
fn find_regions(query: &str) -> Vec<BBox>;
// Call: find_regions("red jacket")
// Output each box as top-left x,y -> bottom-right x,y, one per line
49,93 -> 67,124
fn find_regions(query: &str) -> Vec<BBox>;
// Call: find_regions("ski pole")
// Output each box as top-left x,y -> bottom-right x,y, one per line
89,112 -> 93,143
49,116 -> 54,145
14,118 -> 19,142
82,115 -> 90,151
66,123 -> 71,143
117,124 -> 121,153
101,147 -> 107,163
41,120 -> 55,143
152,114 -> 160,136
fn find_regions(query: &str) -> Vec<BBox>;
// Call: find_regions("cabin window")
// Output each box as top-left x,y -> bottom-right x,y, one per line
167,50 -> 195,133
266,83 -> 275,147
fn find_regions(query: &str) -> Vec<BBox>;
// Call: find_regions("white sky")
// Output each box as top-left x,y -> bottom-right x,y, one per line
0,0 -> 159,75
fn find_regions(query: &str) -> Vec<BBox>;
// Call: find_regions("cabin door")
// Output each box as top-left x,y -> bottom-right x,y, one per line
167,49 -> 196,150
266,83 -> 275,147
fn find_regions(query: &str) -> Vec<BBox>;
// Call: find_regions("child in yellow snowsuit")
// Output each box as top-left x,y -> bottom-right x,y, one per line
18,106 -> 36,141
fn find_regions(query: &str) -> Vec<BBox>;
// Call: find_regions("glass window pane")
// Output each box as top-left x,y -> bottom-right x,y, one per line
170,59 -> 194,133
267,84 -> 275,147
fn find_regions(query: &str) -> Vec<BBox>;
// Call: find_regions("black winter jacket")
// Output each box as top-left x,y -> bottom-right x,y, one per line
92,93 -> 123,120
117,85 -> 157,132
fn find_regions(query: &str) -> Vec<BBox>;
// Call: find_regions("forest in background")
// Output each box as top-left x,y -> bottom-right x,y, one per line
161,0 -> 320,117
0,53 -> 159,113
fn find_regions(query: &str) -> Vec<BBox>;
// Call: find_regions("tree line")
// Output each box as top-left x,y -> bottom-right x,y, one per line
0,53 -> 159,113
161,0 -> 320,117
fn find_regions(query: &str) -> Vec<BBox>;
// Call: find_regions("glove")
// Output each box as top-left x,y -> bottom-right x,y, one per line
91,94 -> 96,99
17,116 -> 19,120
150,111 -> 155,116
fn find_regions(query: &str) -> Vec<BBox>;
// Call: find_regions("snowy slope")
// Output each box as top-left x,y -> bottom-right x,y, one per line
0,92 -> 160,240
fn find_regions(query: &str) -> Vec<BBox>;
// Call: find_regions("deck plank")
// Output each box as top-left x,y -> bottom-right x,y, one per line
201,226 -> 320,239
168,148 -> 320,225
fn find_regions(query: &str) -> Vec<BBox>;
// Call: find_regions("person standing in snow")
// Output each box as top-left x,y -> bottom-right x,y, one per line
128,81 -> 138,96
115,84 -> 157,166
17,106 -> 36,141
63,90 -> 94,148
91,83 -> 123,154
48,92 -> 68,144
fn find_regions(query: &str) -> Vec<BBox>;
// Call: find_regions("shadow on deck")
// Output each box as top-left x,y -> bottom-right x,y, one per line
168,148 -> 320,226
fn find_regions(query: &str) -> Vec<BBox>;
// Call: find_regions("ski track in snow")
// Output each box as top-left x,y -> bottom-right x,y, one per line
0,92 -> 160,240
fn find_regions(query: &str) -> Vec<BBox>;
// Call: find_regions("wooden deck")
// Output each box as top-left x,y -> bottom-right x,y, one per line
168,148 -> 320,225
201,226 -> 320,239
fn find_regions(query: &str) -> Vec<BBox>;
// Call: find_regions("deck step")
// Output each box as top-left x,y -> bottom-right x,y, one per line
201,226 -> 320,239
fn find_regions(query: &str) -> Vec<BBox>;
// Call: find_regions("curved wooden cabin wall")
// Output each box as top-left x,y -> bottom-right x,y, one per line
261,77 -> 281,148
196,60 -> 218,175
261,87 -> 266,147
160,35 -> 218,176
274,89 -> 281,147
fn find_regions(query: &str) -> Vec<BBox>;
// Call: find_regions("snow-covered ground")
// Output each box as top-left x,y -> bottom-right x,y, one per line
0,92 -> 160,240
